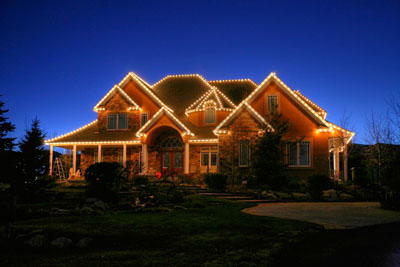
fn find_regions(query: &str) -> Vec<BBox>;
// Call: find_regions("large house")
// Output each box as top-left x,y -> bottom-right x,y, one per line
45,72 -> 355,181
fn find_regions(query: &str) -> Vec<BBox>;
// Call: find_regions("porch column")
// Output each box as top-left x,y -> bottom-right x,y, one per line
184,142 -> 189,174
123,143 -> 127,167
333,148 -> 340,182
72,144 -> 77,174
343,143 -> 348,183
98,144 -> 102,162
49,145 -> 53,175
142,144 -> 148,173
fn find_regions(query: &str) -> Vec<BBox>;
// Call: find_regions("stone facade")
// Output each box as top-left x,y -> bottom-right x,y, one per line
97,93 -> 140,132
189,145 -> 201,173
218,110 -> 263,174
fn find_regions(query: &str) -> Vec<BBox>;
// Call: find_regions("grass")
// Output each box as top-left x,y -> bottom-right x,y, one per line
2,195 -> 321,266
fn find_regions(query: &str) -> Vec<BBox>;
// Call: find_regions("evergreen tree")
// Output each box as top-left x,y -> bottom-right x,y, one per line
18,118 -> 47,184
0,96 -> 16,183
252,113 -> 291,189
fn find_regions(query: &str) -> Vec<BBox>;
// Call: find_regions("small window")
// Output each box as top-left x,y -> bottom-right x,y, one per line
201,152 -> 209,166
107,114 -> 128,130
288,141 -> 311,166
239,140 -> 250,167
267,95 -> 278,114
204,102 -> 216,124
141,113 -> 148,127
211,152 -> 217,166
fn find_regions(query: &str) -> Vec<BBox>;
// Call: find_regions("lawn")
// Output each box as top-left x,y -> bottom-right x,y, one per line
2,195 -> 320,266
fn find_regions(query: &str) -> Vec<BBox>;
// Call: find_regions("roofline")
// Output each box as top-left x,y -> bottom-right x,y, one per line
136,107 -> 194,137
45,120 -> 98,143
208,78 -> 258,88
93,85 -> 141,111
45,140 -> 141,146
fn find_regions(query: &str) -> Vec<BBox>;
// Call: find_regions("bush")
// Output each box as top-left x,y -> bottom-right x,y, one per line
204,173 -> 227,191
380,191 -> 400,211
133,175 -> 152,187
85,162 -> 128,203
307,174 -> 333,200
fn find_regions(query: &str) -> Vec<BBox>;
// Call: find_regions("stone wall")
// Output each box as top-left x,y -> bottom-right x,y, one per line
97,93 -> 140,132
189,145 -> 200,173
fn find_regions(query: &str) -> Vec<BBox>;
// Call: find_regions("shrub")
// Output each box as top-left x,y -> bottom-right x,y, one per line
204,173 -> 227,191
85,162 -> 127,203
307,174 -> 333,200
380,191 -> 400,211
133,175 -> 152,187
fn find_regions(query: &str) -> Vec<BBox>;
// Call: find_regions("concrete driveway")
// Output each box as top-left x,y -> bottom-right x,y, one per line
242,202 -> 400,229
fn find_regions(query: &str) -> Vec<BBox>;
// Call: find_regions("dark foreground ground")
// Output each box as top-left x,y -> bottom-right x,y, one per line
1,195 -> 399,266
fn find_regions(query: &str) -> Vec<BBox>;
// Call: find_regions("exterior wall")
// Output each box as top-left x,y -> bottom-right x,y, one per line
248,81 -> 330,178
121,80 -> 160,118
97,92 -> 140,132
147,146 -> 161,174
218,110 -> 263,174
80,146 -> 141,175
189,145 -> 201,173
188,110 -> 231,127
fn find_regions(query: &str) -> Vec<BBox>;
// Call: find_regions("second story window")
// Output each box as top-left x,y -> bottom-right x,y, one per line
141,113 -> 148,127
204,102 -> 216,124
107,113 -> 128,130
267,95 -> 278,114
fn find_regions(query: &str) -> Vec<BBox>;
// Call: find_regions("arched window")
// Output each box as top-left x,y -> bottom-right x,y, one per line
204,101 -> 216,124
161,136 -> 183,148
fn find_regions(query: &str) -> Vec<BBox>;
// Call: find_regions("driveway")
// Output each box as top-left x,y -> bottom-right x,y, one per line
242,202 -> 400,229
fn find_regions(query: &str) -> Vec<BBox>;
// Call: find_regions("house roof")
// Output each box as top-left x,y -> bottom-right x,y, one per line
152,74 -> 213,117
45,120 -> 140,144
208,79 -> 258,105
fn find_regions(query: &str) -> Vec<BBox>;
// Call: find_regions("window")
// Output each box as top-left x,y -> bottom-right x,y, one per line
239,140 -> 250,167
141,113 -> 148,127
204,102 -> 216,124
107,113 -> 128,130
200,147 -> 218,173
288,141 -> 311,166
267,95 -> 278,114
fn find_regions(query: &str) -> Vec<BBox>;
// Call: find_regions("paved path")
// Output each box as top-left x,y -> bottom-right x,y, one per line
242,202 -> 400,229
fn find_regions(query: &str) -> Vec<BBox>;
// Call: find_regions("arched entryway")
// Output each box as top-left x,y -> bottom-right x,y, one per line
147,127 -> 185,174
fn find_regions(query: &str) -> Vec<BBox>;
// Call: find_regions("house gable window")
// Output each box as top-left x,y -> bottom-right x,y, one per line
204,101 -> 216,124
239,140 -> 250,167
267,95 -> 278,114
288,141 -> 311,167
141,113 -> 148,127
107,113 -> 128,130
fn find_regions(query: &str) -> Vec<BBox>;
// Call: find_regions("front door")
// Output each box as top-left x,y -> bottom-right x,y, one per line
162,151 -> 183,173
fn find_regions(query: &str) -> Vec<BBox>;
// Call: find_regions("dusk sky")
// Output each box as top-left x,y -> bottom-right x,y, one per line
1,0 -> 399,144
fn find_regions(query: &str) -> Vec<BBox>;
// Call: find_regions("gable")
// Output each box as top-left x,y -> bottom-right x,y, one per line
94,85 -> 140,111
209,79 -> 258,105
121,80 -> 160,117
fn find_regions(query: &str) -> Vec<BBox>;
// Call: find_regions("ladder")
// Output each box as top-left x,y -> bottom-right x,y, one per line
53,157 -> 66,180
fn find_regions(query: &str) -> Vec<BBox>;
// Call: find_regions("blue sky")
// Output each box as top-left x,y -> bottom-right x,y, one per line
1,0 -> 399,144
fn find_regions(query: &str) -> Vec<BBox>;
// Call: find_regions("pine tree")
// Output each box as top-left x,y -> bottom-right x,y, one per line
18,118 -> 47,184
0,96 -> 16,183
252,113 -> 291,189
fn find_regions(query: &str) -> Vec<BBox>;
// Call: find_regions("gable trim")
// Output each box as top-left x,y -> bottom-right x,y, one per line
213,102 -> 273,135
185,87 -> 236,115
93,85 -> 140,112
136,107 -> 194,137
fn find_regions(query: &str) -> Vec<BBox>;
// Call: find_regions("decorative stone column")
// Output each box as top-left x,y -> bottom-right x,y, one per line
142,144 -> 148,173
49,145 -> 53,175
184,142 -> 189,174
123,143 -> 127,167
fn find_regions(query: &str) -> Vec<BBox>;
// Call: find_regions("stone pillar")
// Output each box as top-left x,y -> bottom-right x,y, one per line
343,143 -> 348,183
49,145 -> 53,175
333,149 -> 340,182
142,144 -> 148,173
98,144 -> 102,162
184,142 -> 189,174
72,144 -> 77,174
123,143 -> 127,167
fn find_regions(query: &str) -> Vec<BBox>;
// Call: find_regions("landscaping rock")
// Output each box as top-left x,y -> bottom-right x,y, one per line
93,200 -> 109,211
85,198 -> 97,204
261,191 -> 279,201
78,206 -> 95,215
51,208 -> 71,216
339,193 -> 354,201
25,235 -> 48,248
51,237 -> 72,249
322,189 -> 339,201
275,192 -> 292,200
292,192 -> 311,201
29,229 -> 44,235
76,237 -> 93,248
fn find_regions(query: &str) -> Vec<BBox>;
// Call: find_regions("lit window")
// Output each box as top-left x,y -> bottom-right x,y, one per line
288,141 -> 310,166
267,95 -> 278,114
141,113 -> 148,127
204,102 -> 216,124
107,114 -> 128,130
239,140 -> 250,167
